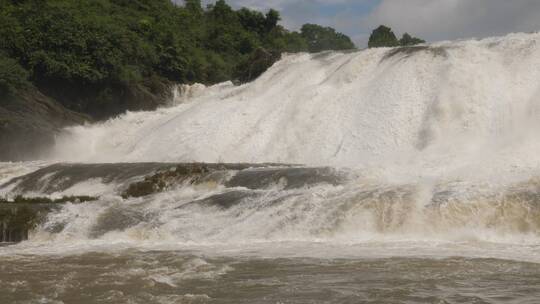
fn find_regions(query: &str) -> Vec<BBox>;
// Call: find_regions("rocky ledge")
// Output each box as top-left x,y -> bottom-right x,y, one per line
0,196 -> 97,243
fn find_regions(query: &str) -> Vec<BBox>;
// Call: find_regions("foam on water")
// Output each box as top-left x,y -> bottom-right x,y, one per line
3,33 -> 540,262
49,33 -> 540,182
0,163 -> 539,263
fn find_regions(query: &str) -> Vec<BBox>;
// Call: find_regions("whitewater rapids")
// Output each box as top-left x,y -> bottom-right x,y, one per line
3,32 -> 540,303
1,31 -> 540,249
48,32 -> 540,183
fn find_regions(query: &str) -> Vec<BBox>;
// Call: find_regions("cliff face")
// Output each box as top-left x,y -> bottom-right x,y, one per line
36,79 -> 174,121
0,79 -> 173,161
0,89 -> 89,161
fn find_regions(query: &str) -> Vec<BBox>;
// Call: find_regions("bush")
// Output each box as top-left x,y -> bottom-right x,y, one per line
369,25 -> 425,48
0,54 -> 29,96
368,25 -> 399,48
234,48 -> 281,83
301,24 -> 356,52
0,0 -> 356,117
399,33 -> 426,46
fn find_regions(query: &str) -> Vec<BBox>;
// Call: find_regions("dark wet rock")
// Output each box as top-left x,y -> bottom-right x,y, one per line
4,163 -> 180,195
235,48 -> 282,83
225,167 -> 346,190
0,205 -> 38,242
183,190 -> 259,210
121,163 -> 285,198
0,195 -> 97,243
0,78 -> 173,162
47,78 -> 174,121
123,164 -> 346,198
3,163 -> 346,202
122,163 -> 217,198
0,88 -> 89,161
382,46 -> 448,61
2,162 -> 290,198
0,195 -> 97,205
89,206 -> 147,238
0,203 -> 57,243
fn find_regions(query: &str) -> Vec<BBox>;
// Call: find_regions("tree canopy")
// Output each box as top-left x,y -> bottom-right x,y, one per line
0,0 -> 356,118
301,24 -> 356,53
368,25 -> 425,48
368,25 -> 399,48
399,33 -> 426,46
0,54 -> 29,97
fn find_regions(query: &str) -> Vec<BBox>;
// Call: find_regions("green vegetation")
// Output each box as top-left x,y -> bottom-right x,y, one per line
368,25 -> 425,48
0,54 -> 29,97
300,24 -> 356,52
368,25 -> 399,48
234,48 -> 281,83
400,33 -> 426,46
0,0 -> 356,119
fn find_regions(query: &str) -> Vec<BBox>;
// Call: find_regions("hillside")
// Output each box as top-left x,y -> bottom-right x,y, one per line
0,0 -> 355,160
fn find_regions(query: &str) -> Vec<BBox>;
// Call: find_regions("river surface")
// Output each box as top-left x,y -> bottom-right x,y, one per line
1,162 -> 540,303
2,245 -> 540,304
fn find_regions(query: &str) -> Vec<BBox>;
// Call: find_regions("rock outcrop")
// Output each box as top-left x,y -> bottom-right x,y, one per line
0,89 -> 89,161
0,80 -> 173,161
0,196 -> 96,243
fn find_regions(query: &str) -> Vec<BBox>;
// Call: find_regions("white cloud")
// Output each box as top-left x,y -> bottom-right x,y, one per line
178,0 -> 540,47
363,0 -> 540,42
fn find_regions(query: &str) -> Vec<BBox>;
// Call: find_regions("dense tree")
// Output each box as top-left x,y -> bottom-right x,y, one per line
0,54 -> 29,97
264,9 -> 280,33
237,8 -> 266,35
300,24 -> 356,53
209,0 -> 235,21
234,48 -> 281,83
184,0 -> 202,15
368,25 -> 425,48
368,25 -> 399,48
0,0 -> 356,118
399,33 -> 426,46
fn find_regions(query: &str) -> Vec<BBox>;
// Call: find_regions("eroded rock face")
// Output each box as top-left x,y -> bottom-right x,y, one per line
0,79 -> 173,161
0,89 -> 89,161
4,163 -> 179,195
121,163 -> 265,198
382,46 -> 448,61
235,48 -> 282,83
225,167 -> 346,190
0,196 -> 97,243
0,162 -> 348,243
0,202 -> 53,243
120,163 -> 345,198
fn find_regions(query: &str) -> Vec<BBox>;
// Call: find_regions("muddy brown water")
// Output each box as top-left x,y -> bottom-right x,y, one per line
1,249 -> 540,304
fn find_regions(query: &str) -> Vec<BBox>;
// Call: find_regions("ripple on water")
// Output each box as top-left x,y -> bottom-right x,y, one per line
0,251 -> 539,303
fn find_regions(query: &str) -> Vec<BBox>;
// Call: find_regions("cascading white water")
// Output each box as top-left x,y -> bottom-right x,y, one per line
4,162 -> 540,262
4,32 -> 540,304
3,32 -> 540,261
49,32 -> 540,182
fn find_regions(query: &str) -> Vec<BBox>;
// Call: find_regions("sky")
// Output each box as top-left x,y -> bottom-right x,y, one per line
195,0 -> 540,48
